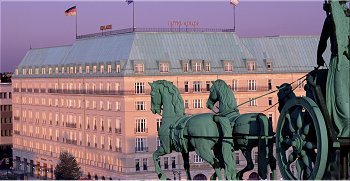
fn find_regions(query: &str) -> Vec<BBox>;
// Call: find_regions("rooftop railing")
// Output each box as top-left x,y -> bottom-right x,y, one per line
77,27 -> 235,39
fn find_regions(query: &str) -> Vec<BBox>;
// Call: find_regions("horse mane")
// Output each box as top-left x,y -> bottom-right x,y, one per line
155,80 -> 184,116
213,79 -> 238,113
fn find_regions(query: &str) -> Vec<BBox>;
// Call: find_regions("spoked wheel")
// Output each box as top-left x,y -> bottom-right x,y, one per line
276,97 -> 328,180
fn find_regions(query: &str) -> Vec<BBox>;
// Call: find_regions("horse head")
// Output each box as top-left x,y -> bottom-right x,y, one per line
207,79 -> 239,115
277,83 -> 296,112
149,82 -> 162,115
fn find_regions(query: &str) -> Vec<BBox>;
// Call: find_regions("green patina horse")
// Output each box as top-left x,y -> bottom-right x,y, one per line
207,80 -> 276,180
149,80 -> 236,180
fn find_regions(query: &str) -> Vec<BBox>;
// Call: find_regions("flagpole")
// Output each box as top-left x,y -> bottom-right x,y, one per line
132,1 -> 135,32
233,5 -> 236,32
76,8 -> 78,38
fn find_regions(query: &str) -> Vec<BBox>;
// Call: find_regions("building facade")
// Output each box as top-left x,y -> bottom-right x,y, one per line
12,30 -> 329,179
0,79 -> 13,167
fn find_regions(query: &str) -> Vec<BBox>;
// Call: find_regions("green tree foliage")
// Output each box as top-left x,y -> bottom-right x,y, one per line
54,151 -> 82,180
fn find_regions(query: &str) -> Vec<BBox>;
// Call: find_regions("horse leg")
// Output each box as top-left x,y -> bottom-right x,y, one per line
237,148 -> 254,180
181,152 -> 192,180
153,147 -> 167,180
211,145 -> 224,180
193,143 -> 222,180
268,129 -> 277,180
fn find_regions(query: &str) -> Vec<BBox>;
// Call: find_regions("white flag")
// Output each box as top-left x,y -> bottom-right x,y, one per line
230,0 -> 239,6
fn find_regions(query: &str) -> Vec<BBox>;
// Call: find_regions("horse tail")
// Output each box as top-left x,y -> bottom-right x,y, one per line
257,113 -> 269,180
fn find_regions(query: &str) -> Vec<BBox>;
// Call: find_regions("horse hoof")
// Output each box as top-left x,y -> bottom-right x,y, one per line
158,174 -> 167,180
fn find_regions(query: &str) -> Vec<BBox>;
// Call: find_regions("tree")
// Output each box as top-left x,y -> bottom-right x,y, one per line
54,151 -> 82,180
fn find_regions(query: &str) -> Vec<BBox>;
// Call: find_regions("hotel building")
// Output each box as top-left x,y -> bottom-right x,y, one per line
12,29 -> 329,179
0,75 -> 13,167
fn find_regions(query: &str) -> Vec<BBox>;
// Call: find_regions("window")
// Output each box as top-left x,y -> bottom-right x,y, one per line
159,63 -> 169,73
134,63 -> 144,73
266,62 -> 272,70
93,66 -> 97,73
135,138 -> 147,152
79,66 -> 83,73
193,62 -> 201,72
107,65 -> 112,73
96,65 -> 102,73
268,79 -> 272,91
248,98 -> 257,106
224,62 -> 233,72
184,100 -> 189,109
116,101 -> 120,111
268,113 -> 273,122
193,99 -> 202,109
135,159 -> 140,172
55,67 -> 59,74
143,158 -> 148,171
183,63 -> 189,72
205,62 -> 210,71
193,81 -> 202,93
116,64 -> 121,73
236,152 -> 240,165
254,152 -> 258,164
247,61 -> 256,71
86,66 -> 90,74
135,119 -> 147,133
164,157 -> 169,169
184,81 -> 189,93
135,82 -> 145,94
248,80 -> 257,91
135,101 -> 146,111
268,97 -> 273,106
232,80 -> 238,92
206,81 -> 211,91
49,67 -> 52,74
194,154 -> 204,163
171,157 -> 176,169
156,137 -> 162,148
156,119 -> 162,131
297,79 -> 304,89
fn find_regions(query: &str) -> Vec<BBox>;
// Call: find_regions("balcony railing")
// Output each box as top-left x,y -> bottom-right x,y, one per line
135,147 -> 148,152
115,147 -> 122,152
66,123 -> 77,128
115,128 -> 122,134
134,128 -> 148,134
66,139 -> 78,145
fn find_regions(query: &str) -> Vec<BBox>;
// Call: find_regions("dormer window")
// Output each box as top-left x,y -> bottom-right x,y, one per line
86,66 -> 90,74
70,67 -> 74,74
93,66 -> 97,73
42,68 -> 46,75
62,67 -> 65,74
159,63 -> 169,73
224,62 -> 233,72
49,67 -> 52,74
134,63 -> 144,74
15,69 -> 19,75
29,68 -> 33,75
100,65 -> 104,73
107,65 -> 112,73
79,66 -> 83,74
116,64 -> 121,73
193,62 -> 201,72
22,68 -> 27,75
205,62 -> 210,72
183,63 -> 189,72
55,67 -> 59,74
266,62 -> 272,71
247,61 -> 256,71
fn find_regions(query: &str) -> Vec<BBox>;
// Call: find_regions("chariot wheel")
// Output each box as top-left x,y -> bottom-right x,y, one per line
276,97 -> 328,180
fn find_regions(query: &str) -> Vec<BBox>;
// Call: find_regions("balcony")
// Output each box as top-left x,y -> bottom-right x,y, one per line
115,147 -> 122,152
66,123 -> 77,128
135,147 -> 148,152
115,128 -> 121,134
66,139 -> 78,145
134,128 -> 148,134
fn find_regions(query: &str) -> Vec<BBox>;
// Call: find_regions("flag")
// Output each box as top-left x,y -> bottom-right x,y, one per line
230,0 -> 239,6
65,6 -> 77,16
126,0 -> 133,5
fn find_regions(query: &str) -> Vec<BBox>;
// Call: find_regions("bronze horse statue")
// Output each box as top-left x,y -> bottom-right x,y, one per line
207,80 -> 276,180
149,80 -> 235,180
